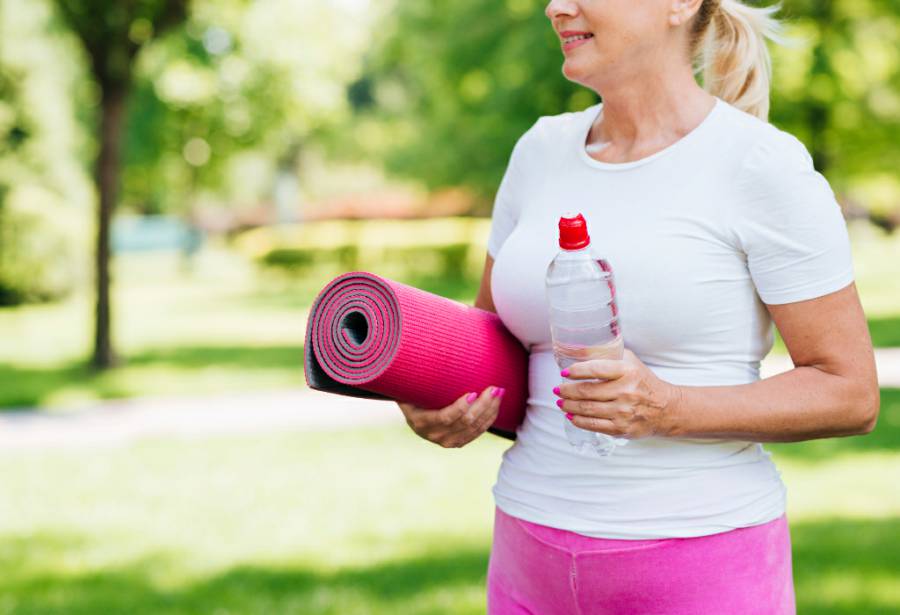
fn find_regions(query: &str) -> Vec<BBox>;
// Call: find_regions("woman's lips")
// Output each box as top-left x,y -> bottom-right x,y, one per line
562,34 -> 593,53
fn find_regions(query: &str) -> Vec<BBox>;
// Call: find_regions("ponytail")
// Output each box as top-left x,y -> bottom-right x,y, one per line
692,0 -> 782,121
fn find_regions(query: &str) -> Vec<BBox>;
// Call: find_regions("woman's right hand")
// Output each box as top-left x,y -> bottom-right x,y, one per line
397,387 -> 505,448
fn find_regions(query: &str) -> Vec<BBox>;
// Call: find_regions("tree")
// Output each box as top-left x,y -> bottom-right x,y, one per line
53,0 -> 189,369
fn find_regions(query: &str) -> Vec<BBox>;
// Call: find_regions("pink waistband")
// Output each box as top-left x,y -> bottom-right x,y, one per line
503,505 -> 783,552
487,505 -> 796,614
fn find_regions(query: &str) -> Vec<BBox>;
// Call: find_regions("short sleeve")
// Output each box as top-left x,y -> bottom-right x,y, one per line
734,130 -> 855,305
486,123 -> 537,259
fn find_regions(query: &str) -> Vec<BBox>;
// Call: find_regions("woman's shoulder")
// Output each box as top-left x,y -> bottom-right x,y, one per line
716,101 -> 836,218
514,104 -> 600,153
715,100 -> 814,174
534,104 -> 599,134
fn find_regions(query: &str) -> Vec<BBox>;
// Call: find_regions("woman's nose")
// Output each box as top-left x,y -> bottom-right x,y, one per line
545,0 -> 579,20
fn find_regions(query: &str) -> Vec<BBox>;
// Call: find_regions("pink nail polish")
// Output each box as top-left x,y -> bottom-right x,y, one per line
491,387 -> 502,398
552,386 -> 560,396
466,392 -> 478,404
556,399 -> 563,408
498,387 -> 506,397
561,369 -> 570,378
566,413 -> 573,421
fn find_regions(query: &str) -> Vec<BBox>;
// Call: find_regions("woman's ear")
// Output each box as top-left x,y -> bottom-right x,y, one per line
669,0 -> 705,26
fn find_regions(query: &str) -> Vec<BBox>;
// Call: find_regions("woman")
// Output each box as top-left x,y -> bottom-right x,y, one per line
397,0 -> 880,612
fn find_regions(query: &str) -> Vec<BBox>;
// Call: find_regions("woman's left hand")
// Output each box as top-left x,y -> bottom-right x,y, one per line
553,349 -> 680,440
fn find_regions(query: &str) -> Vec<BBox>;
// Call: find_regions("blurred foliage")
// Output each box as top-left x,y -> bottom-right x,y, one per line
362,0 -> 900,215
772,0 -> 900,219
121,0 -> 374,215
237,217 -> 490,284
358,0 -> 595,209
0,0 -> 93,306
0,184 -> 84,305
0,0 -> 91,203
0,0 -> 377,219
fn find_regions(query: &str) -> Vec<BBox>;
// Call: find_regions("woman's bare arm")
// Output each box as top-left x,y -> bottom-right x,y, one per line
474,253 -> 497,313
666,283 -> 879,441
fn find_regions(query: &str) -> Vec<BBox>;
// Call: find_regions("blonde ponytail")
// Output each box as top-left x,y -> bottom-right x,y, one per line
691,0 -> 782,121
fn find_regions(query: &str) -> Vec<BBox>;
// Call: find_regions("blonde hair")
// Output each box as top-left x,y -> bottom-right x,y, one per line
691,0 -> 783,121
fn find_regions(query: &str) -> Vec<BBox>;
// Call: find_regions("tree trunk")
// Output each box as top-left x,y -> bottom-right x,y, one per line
91,84 -> 128,370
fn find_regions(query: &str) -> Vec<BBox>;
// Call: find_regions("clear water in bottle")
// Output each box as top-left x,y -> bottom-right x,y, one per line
546,212 -> 627,457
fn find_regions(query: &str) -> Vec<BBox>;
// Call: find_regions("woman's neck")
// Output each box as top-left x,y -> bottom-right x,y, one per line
586,67 -> 716,163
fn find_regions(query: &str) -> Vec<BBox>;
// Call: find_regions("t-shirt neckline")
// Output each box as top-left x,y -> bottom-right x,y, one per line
577,97 -> 723,171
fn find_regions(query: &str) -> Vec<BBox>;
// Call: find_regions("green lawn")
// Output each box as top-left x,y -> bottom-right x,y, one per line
0,389 -> 898,614
1,222 -> 898,410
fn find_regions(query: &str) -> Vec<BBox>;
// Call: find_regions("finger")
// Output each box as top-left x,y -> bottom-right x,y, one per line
569,414 -> 623,437
556,397 -> 619,421
556,380 -> 617,402
562,359 -> 626,381
471,388 -> 504,432
458,386 -> 501,429
432,392 -> 477,428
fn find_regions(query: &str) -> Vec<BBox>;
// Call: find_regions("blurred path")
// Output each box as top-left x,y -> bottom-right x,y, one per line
0,389 -> 403,452
2,350 -> 899,451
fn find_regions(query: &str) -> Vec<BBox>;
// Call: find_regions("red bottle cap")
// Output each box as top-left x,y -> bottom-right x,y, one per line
558,213 -> 590,250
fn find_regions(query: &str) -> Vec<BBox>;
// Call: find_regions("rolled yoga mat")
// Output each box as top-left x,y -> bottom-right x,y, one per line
304,272 -> 528,439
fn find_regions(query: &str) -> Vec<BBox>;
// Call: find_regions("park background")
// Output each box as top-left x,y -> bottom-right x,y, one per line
1,0 -> 899,613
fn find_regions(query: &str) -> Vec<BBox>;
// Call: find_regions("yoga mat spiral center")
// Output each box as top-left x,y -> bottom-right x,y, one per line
341,311 -> 368,346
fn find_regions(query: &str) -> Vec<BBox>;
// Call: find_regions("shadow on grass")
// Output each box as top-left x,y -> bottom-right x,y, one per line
0,345 -> 304,410
767,389 -> 900,460
1,532 -> 490,615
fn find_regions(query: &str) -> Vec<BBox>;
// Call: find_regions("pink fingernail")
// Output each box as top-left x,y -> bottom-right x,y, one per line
556,399 -> 563,408
561,369 -> 570,378
491,387 -> 502,398
498,387 -> 506,397
566,413 -> 573,421
552,386 -> 560,396
466,392 -> 478,404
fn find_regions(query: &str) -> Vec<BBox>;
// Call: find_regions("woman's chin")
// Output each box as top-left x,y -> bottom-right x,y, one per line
562,54 -> 609,89
561,59 -> 591,84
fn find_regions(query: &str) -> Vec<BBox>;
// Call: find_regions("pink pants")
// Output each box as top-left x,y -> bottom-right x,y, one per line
487,506 -> 795,615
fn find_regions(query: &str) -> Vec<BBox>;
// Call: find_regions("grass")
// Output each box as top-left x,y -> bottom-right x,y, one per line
0,390 -> 898,614
0,223 -> 898,410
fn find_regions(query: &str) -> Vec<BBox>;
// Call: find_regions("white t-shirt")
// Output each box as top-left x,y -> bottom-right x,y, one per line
487,97 -> 855,539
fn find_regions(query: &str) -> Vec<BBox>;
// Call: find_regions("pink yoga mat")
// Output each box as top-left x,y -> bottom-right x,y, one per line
304,272 -> 528,437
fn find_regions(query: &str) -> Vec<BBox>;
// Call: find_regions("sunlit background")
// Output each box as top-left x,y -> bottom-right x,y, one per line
1,0 -> 899,613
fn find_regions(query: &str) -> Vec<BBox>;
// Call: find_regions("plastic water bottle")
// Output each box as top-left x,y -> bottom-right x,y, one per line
545,212 -> 627,457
